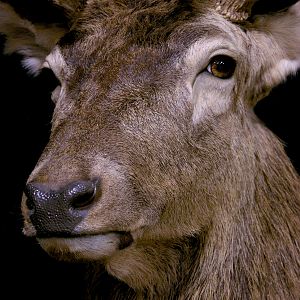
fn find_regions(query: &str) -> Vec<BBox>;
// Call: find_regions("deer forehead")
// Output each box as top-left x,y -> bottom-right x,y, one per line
45,15 -> 248,86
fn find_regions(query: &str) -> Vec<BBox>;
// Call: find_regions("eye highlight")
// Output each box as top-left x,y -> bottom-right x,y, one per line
207,55 -> 236,79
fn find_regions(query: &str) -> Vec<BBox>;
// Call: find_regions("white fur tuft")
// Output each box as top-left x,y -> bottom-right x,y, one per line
0,2 -> 66,75
21,57 -> 44,75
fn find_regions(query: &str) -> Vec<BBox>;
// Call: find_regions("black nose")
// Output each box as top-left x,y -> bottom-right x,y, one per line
24,180 -> 98,237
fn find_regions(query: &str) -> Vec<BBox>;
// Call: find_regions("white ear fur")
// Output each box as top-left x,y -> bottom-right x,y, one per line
0,3 -> 66,75
250,1 -> 300,95
266,1 -> 300,62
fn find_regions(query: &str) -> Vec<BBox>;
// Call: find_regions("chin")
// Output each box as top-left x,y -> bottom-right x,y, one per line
37,232 -> 133,262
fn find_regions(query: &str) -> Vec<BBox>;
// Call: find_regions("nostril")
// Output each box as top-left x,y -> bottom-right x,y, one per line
67,180 -> 97,209
23,180 -> 98,237
71,188 -> 95,209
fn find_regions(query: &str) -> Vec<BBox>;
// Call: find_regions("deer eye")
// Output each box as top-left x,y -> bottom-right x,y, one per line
207,55 -> 236,79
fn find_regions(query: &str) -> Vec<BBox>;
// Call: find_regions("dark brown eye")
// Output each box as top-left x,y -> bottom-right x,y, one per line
207,55 -> 236,79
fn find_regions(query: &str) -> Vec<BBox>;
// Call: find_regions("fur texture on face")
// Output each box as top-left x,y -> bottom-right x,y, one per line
1,1 -> 300,299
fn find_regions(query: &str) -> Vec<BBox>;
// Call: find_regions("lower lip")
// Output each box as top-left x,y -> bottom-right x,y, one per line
37,231 -> 133,260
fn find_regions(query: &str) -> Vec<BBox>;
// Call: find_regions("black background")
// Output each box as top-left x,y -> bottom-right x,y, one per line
0,1 -> 299,299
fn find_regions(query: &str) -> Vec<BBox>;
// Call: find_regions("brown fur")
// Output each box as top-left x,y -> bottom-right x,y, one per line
1,1 -> 300,299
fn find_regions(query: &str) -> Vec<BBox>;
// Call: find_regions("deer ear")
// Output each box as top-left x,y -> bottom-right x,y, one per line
0,3 -> 67,75
247,2 -> 300,102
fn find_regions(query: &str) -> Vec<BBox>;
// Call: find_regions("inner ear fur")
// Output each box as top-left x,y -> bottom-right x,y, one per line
246,2 -> 300,103
0,2 -> 67,75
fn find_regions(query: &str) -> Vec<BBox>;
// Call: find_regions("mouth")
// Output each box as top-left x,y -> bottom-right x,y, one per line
37,231 -> 133,261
